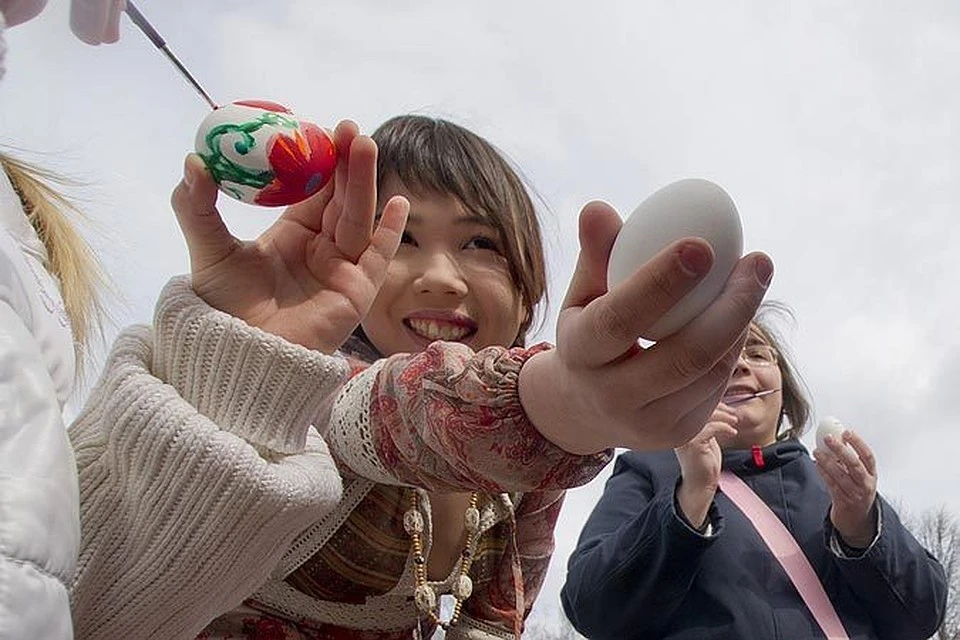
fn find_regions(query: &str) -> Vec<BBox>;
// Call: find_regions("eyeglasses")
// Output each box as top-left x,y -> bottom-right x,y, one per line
739,344 -> 778,367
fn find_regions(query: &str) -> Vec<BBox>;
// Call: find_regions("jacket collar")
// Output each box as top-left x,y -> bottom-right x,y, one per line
722,439 -> 808,474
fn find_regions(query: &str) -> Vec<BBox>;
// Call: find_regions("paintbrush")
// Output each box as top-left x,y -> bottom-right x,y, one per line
124,1 -> 218,110
724,388 -> 780,406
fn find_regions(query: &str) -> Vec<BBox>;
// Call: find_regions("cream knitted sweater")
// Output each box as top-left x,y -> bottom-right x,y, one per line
69,276 -> 348,639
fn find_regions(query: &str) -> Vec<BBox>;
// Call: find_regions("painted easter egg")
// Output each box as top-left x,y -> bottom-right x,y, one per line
195,100 -> 337,207
607,179 -> 743,341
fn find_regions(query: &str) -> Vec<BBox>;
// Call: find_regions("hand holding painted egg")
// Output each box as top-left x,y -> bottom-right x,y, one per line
195,100 -> 337,207
607,179 -> 744,340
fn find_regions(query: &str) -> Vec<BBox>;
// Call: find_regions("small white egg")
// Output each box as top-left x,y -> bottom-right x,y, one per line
816,415 -> 859,459
607,179 -> 743,340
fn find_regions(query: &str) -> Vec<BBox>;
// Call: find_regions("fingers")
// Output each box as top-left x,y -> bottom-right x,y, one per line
356,194 -> 409,288
104,0 -> 123,43
843,430 -> 877,476
3,0 -> 48,27
640,252 -> 771,398
815,436 -> 875,504
561,201 -> 623,310
319,121 -> 362,239
560,234 -> 715,366
699,419 -> 738,442
171,154 -> 237,272
284,121 -> 357,234
70,0 -> 116,44
335,134 -> 379,260
712,402 -> 739,425
661,353 -> 741,446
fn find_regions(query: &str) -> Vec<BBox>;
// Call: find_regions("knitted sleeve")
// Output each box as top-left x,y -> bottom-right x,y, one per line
327,341 -> 611,494
69,276 -> 348,640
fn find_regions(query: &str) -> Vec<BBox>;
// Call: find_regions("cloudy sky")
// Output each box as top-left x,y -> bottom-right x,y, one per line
3,0 -> 959,631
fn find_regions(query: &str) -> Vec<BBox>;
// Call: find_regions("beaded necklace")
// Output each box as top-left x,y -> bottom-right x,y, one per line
404,489 -> 481,632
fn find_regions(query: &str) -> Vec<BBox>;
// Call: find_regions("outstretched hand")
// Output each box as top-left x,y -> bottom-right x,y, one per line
815,429 -> 879,548
519,201 -> 773,455
170,120 -> 410,353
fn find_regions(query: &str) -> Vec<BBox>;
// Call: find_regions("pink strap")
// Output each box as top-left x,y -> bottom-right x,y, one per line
719,471 -> 849,640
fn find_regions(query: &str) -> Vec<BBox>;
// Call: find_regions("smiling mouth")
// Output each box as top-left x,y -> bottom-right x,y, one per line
405,318 -> 476,342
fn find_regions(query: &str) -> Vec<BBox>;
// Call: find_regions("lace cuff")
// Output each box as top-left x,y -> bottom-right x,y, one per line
151,276 -> 350,453
329,341 -> 612,492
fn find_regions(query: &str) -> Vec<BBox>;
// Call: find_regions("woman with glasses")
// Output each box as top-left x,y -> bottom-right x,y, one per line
560,303 -> 947,640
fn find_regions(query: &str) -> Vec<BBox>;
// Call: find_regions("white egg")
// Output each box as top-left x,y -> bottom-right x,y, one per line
815,415 -> 858,459
816,416 -> 845,451
607,179 -> 743,341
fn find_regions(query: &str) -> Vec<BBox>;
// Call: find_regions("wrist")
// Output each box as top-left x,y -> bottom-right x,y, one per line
519,351 -> 602,455
676,480 -> 717,531
834,502 -> 878,549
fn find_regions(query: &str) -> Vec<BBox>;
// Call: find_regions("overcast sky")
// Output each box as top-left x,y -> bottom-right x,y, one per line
3,0 -> 959,631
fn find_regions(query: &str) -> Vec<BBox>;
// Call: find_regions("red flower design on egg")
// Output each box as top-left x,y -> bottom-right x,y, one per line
234,99 -> 293,113
254,123 -> 337,207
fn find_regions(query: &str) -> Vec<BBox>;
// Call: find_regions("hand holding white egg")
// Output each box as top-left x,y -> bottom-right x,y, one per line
607,179 -> 744,340
195,100 -> 338,207
815,416 -> 859,459
813,417 -> 879,548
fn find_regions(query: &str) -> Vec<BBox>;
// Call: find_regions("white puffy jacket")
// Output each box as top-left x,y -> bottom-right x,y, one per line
0,169 -> 79,639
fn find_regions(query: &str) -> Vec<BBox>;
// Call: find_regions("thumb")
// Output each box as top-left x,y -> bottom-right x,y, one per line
561,201 -> 623,310
170,154 -> 237,273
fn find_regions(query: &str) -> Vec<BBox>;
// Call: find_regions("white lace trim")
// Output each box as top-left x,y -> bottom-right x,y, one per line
327,360 -> 396,484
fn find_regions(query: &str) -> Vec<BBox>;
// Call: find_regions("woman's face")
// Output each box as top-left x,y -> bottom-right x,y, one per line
360,175 -> 525,357
717,326 -> 784,449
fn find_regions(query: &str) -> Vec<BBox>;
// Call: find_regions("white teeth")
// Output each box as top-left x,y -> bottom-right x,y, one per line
408,319 -> 471,342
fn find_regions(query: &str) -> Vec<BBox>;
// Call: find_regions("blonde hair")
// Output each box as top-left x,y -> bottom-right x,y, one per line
1,152 -> 107,368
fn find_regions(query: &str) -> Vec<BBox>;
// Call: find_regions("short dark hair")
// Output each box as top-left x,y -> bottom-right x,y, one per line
371,115 -> 547,346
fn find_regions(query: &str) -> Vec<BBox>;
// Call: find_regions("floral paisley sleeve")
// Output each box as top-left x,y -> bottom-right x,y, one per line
327,341 -> 611,493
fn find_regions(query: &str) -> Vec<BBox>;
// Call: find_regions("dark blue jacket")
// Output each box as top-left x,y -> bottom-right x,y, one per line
561,441 -> 947,640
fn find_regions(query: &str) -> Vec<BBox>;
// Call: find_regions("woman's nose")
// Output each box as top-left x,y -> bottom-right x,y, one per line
413,252 -> 468,297
732,351 -> 751,374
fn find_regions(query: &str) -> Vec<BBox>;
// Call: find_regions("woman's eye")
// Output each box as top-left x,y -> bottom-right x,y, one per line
400,231 -> 417,246
464,235 -> 501,252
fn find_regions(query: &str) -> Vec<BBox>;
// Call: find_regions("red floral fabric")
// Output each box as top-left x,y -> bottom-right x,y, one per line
201,340 -> 611,639
357,341 -> 611,494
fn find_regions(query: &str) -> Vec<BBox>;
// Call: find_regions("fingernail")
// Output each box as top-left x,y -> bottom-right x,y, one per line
679,242 -> 712,277
183,163 -> 196,188
184,154 -> 205,188
755,256 -> 774,287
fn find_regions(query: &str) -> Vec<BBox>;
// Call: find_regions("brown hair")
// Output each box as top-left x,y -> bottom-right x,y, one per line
1,152 -> 107,369
750,301 -> 812,440
371,115 -> 547,346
